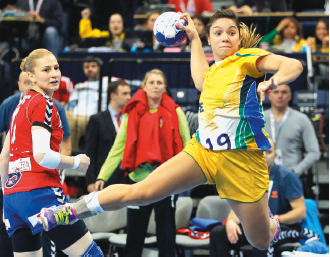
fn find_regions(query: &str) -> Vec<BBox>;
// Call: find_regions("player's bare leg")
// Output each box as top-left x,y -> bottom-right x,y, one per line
14,249 -> 42,257
227,193 -> 280,250
41,152 -> 206,229
61,232 -> 93,255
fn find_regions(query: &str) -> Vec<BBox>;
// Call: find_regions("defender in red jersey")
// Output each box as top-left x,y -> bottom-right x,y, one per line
0,49 -> 102,256
5,91 -> 63,195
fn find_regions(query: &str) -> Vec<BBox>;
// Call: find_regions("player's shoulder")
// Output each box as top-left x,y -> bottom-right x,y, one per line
27,92 -> 54,110
236,47 -> 271,57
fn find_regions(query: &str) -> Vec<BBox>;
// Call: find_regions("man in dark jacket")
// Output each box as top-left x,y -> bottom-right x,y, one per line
15,0 -> 63,57
85,80 -> 131,192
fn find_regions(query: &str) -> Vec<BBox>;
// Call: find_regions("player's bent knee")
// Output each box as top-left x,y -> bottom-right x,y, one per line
250,236 -> 271,250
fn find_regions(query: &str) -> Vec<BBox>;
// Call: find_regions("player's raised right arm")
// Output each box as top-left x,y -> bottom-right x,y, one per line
178,13 -> 209,91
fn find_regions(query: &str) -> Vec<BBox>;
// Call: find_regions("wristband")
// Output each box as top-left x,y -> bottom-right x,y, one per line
274,215 -> 281,223
72,155 -> 80,169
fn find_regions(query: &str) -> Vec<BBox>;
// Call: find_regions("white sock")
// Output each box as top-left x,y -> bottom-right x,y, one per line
86,191 -> 105,213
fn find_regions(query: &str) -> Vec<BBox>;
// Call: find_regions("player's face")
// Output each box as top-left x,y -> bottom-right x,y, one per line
18,72 -> 32,95
142,73 -> 166,101
114,85 -> 131,109
193,18 -> 205,36
208,18 -> 241,61
83,62 -> 100,81
269,84 -> 292,109
109,14 -> 124,36
282,21 -> 297,40
146,13 -> 160,31
315,21 -> 329,41
30,54 -> 61,95
264,140 -> 277,169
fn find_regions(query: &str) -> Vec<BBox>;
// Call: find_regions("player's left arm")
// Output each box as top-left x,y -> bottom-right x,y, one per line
256,54 -> 303,101
0,132 -> 10,189
277,196 -> 306,225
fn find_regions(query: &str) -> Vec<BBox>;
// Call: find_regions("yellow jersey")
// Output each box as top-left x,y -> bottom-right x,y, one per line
196,48 -> 271,151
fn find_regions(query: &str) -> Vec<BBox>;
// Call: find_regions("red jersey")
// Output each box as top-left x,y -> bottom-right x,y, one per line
168,0 -> 213,15
4,91 -> 63,195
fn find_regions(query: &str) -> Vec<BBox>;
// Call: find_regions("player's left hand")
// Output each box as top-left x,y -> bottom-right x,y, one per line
257,77 -> 278,101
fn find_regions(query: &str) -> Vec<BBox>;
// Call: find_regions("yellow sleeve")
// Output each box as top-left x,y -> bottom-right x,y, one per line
79,19 -> 110,39
97,114 -> 128,182
235,48 -> 271,78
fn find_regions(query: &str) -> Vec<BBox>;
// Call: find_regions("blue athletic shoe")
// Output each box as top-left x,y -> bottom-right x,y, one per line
268,208 -> 281,245
41,204 -> 77,231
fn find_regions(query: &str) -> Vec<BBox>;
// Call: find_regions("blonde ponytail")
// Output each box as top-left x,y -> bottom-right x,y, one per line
240,23 -> 263,48
20,57 -> 28,72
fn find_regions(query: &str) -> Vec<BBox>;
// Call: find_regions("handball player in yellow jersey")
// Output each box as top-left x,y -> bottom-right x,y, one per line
40,9 -> 303,250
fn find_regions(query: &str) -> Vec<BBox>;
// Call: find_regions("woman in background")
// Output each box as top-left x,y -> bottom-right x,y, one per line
95,69 -> 190,256
185,15 -> 209,50
80,8 -> 125,50
307,19 -> 329,52
260,17 -> 307,52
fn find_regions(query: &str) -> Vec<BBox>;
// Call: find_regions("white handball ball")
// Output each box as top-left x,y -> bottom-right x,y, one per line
153,12 -> 187,47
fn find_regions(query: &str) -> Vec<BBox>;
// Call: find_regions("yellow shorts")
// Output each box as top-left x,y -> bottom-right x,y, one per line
183,136 -> 269,203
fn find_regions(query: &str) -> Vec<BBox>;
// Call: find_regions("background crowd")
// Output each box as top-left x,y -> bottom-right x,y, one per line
0,0 -> 328,256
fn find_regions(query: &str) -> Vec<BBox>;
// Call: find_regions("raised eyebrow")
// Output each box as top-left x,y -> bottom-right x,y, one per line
212,25 -> 238,30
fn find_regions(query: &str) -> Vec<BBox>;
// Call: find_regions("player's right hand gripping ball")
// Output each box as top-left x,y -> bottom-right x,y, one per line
153,12 -> 187,47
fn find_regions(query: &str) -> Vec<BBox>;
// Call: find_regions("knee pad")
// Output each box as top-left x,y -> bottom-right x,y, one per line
82,241 -> 103,256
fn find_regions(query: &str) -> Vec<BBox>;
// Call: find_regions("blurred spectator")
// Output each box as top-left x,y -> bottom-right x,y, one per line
91,0 -> 143,30
307,19 -> 329,52
52,76 -> 74,106
15,0 -> 63,57
260,17 -> 307,52
134,11 -> 162,51
228,0 -> 289,14
144,11 -> 160,31
79,8 -> 125,50
85,80 -> 131,193
95,69 -> 191,256
263,84 -> 320,178
185,15 -> 209,50
210,139 -> 306,257
168,0 -> 213,15
66,56 -> 108,153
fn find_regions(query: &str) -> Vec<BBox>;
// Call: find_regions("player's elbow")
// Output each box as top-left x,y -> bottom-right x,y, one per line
34,153 -> 46,164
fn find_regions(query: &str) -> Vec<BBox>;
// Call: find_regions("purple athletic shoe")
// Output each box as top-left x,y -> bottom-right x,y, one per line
41,204 -> 77,231
268,208 -> 281,245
